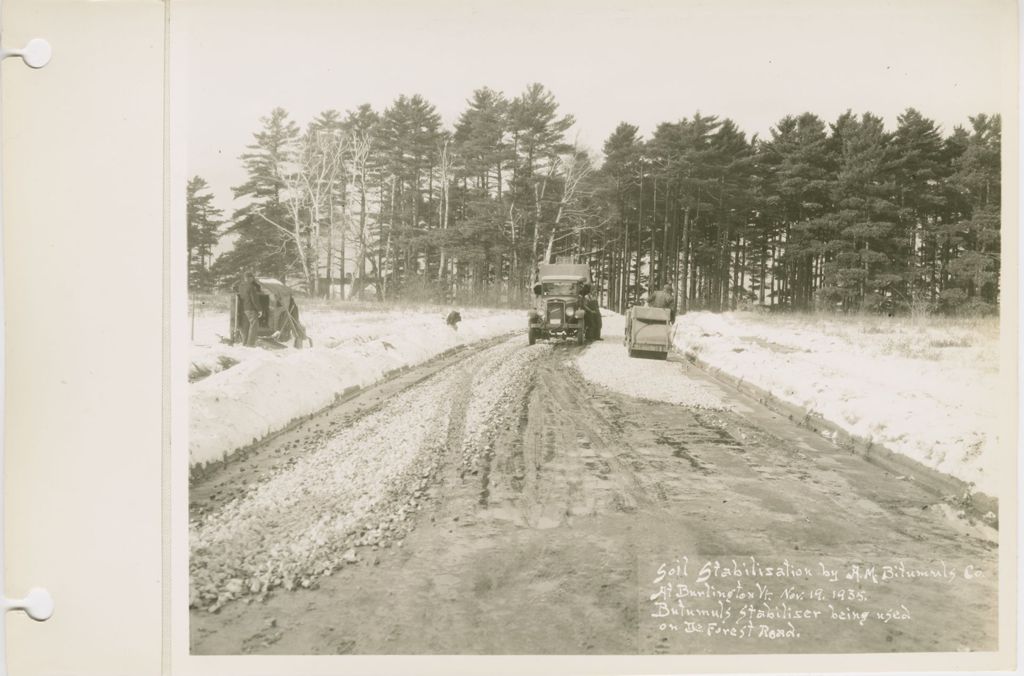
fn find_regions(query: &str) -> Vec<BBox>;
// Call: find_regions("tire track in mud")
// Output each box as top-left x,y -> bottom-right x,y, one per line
191,337 -> 999,656
189,337 -> 529,611
476,349 -> 658,528
451,340 -> 551,507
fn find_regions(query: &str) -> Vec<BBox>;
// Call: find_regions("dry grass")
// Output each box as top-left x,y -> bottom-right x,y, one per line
726,309 -> 1000,368
927,336 -> 973,349
189,362 -> 212,383
738,310 -> 998,343
188,355 -> 240,384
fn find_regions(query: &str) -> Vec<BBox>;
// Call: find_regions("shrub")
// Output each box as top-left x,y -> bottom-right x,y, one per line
936,288 -> 968,315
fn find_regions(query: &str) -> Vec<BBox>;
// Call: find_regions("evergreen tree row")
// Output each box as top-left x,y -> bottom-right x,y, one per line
187,85 -> 1001,315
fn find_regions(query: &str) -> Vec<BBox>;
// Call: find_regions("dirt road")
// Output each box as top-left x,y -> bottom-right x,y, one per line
189,334 -> 998,655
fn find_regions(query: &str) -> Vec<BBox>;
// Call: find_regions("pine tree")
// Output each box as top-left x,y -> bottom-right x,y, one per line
821,111 -> 899,311
186,176 -> 223,291
205,92 -> 1000,316
891,108 -> 947,308
664,113 -> 724,311
453,88 -> 511,195
762,113 -> 835,310
507,84 -> 575,271
703,118 -> 757,310
945,114 -> 1001,313
451,89 -> 512,301
599,123 -> 643,310
213,107 -> 301,286
378,95 -> 443,298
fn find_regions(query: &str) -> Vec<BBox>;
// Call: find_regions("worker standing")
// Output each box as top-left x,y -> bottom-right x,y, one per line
649,283 -> 676,323
237,271 -> 263,346
578,283 -> 603,341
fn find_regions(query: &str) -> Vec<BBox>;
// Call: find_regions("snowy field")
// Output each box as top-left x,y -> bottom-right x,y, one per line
671,311 -> 1001,497
189,299 -> 1002,499
188,302 -> 521,469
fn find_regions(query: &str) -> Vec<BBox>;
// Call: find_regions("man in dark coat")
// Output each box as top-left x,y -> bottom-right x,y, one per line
237,272 -> 262,346
585,296 -> 602,340
578,283 -> 603,341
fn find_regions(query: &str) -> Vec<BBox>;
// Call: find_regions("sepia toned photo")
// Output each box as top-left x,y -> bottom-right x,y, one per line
175,0 -> 1015,665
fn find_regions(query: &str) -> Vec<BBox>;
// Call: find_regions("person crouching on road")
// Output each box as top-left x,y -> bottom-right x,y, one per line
446,309 -> 462,331
237,271 -> 263,346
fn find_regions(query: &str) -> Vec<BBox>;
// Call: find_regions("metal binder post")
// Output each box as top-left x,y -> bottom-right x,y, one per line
0,33 -> 53,676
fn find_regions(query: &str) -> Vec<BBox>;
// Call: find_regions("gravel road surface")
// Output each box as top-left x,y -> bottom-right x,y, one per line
189,335 -> 998,655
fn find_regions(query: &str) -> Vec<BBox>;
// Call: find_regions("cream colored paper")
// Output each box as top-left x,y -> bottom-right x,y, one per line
2,0 -> 1019,674
4,1 -> 164,674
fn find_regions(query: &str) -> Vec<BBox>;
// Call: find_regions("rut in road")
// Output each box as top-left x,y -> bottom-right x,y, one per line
190,338 -> 998,655
189,338 -> 548,611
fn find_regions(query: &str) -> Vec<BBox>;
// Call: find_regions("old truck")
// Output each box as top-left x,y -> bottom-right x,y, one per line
624,305 -> 671,359
527,262 -> 591,346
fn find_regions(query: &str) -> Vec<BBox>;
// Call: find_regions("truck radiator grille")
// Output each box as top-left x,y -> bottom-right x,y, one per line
546,300 -> 563,323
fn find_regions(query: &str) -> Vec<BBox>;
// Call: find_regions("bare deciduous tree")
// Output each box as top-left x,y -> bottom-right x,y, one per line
543,146 -> 596,263
257,129 -> 349,294
345,129 -> 375,299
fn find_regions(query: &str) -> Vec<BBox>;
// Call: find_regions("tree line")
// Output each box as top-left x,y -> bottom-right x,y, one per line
187,84 -> 1001,315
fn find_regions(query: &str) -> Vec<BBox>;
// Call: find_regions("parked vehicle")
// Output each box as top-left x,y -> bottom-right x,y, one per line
230,278 -> 311,348
624,305 -> 671,359
527,263 -> 591,346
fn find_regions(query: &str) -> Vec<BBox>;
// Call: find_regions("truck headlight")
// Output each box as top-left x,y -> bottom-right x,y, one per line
575,309 -> 586,319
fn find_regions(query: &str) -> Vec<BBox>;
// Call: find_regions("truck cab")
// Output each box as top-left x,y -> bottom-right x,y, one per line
527,263 -> 591,346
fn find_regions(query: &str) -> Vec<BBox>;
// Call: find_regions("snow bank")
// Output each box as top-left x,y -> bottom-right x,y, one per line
189,308 -> 522,468
673,311 -> 999,496
188,307 -> 496,380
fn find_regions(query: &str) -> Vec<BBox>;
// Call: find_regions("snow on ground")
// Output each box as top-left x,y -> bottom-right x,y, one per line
576,313 -> 731,410
189,304 -> 522,469
190,297 -> 1000,498
189,305 -> 511,380
673,311 -> 1000,497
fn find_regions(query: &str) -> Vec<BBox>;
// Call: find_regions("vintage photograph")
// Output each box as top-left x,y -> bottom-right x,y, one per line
179,0 -> 1012,659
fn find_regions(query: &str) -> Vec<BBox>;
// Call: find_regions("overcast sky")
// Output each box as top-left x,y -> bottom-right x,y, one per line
174,0 -> 1014,216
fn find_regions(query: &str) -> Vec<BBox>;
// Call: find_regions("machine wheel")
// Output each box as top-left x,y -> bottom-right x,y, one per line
528,327 -> 538,345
